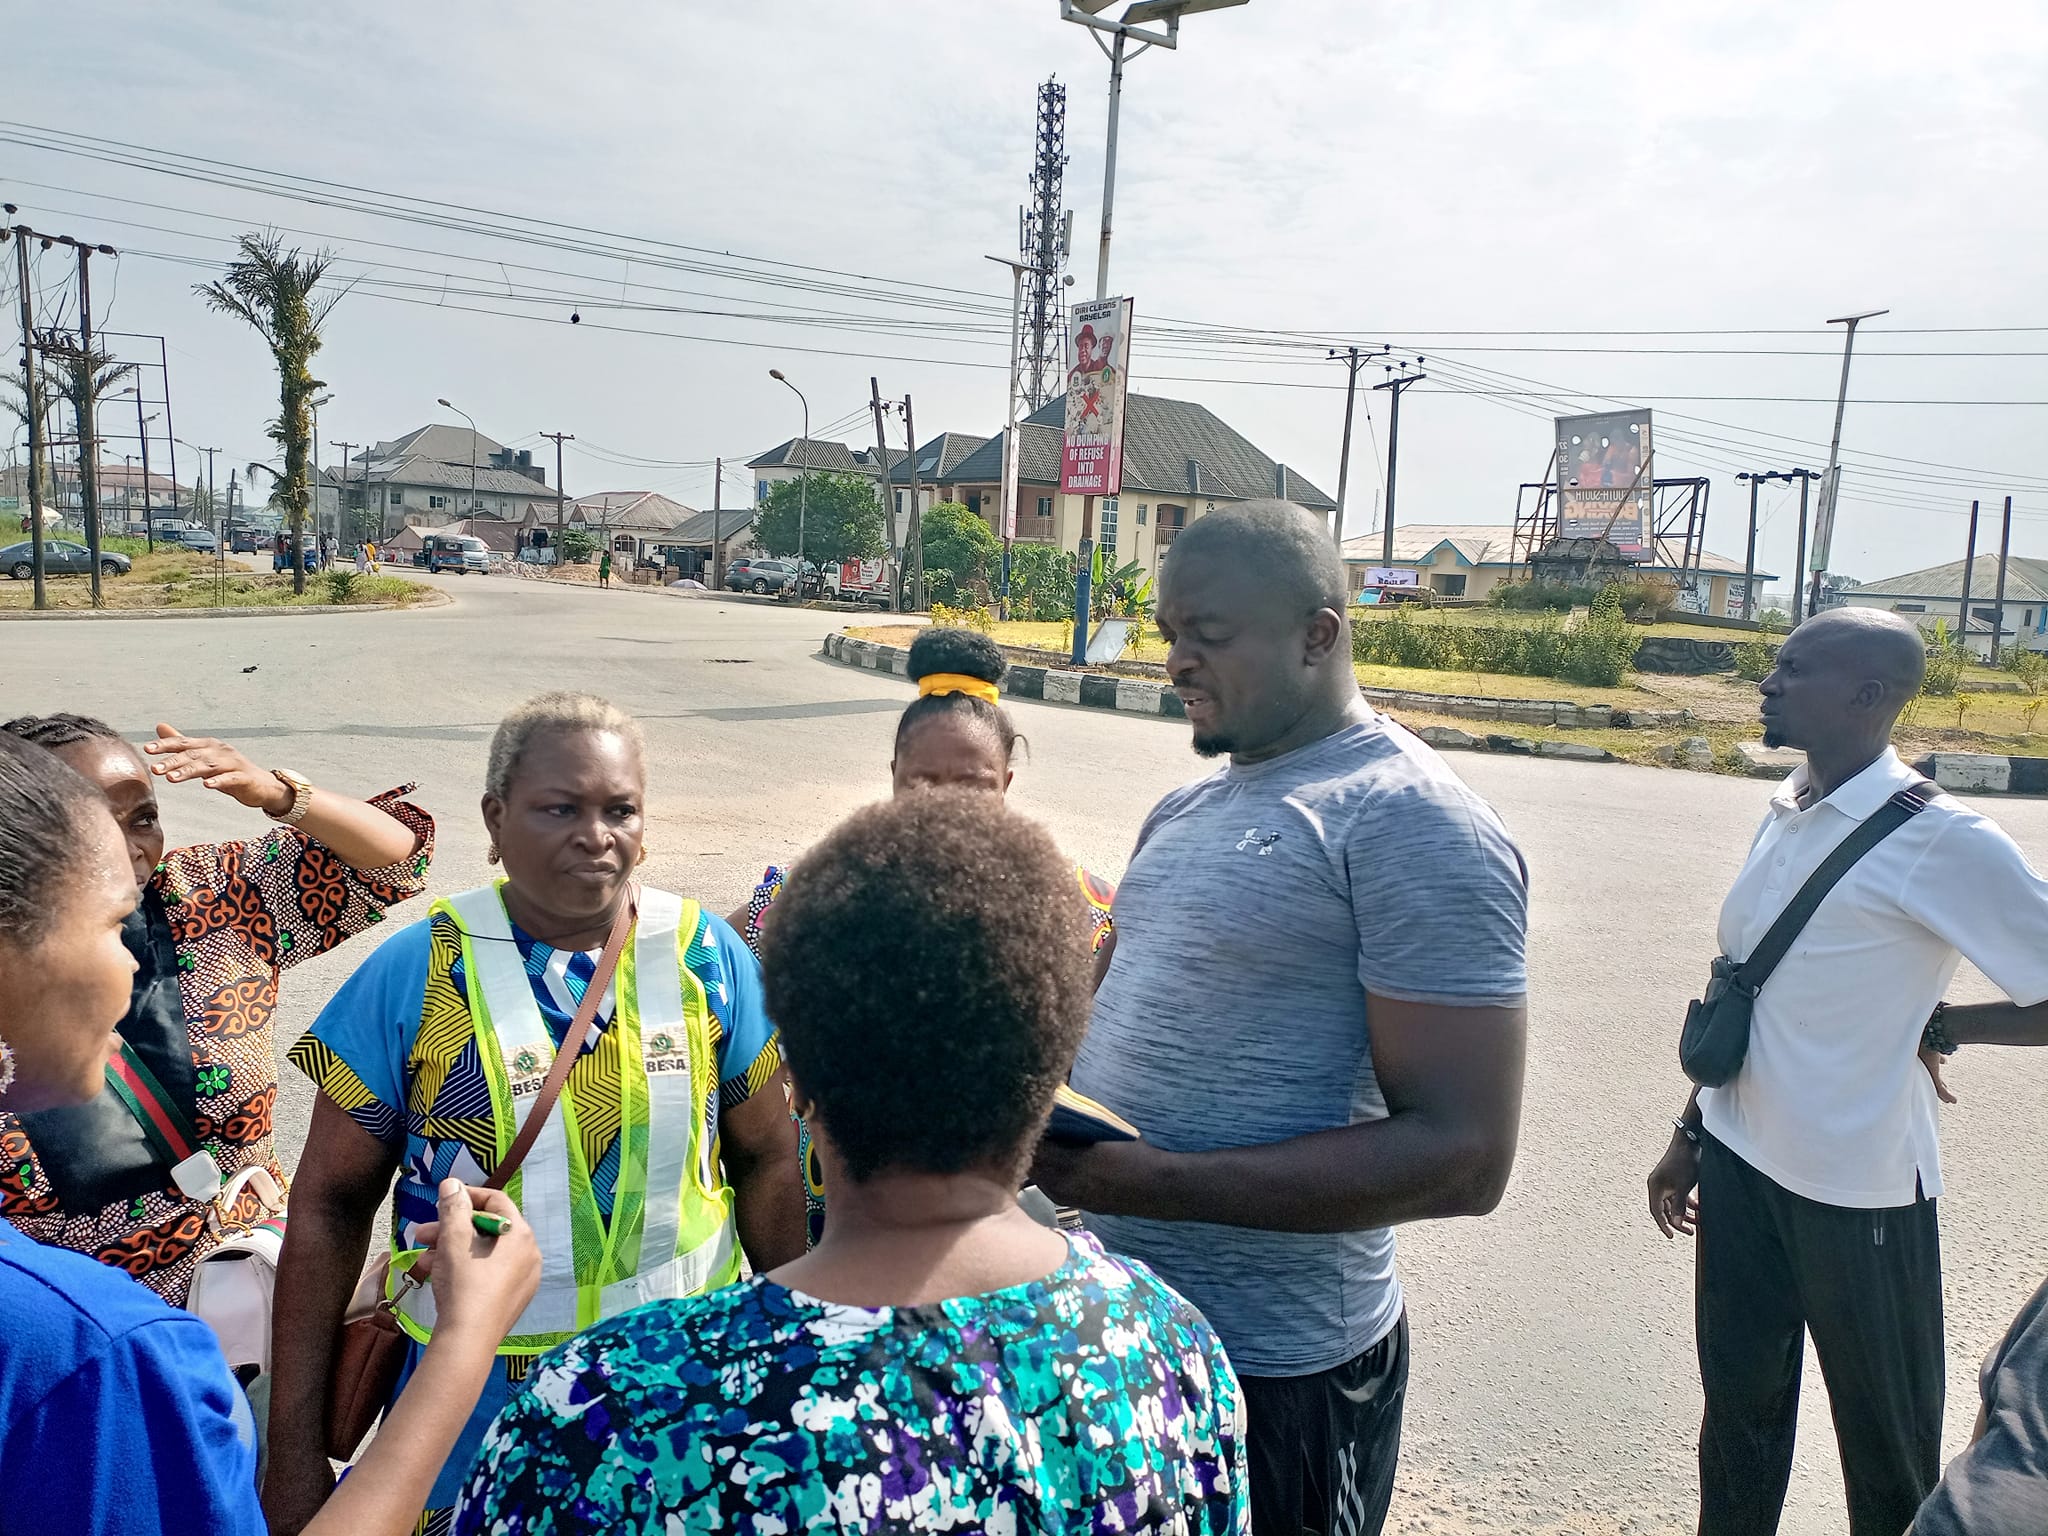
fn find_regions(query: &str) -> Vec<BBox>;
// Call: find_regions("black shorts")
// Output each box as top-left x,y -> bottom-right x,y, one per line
1239,1313 -> 1409,1536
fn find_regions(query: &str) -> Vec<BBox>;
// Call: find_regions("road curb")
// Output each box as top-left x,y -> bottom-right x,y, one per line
822,631 -> 1187,720
1911,751 -> 2048,795
822,633 -> 1621,762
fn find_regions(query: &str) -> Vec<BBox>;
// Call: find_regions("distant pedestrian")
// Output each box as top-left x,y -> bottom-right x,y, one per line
598,550 -> 611,588
1034,500 -> 1529,1536
366,539 -> 378,567
354,544 -> 370,575
1648,607 -> 2048,1536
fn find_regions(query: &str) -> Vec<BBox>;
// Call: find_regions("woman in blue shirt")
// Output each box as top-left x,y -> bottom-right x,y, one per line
0,731 -> 541,1536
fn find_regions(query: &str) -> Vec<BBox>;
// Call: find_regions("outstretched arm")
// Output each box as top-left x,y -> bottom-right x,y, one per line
144,723 -> 422,873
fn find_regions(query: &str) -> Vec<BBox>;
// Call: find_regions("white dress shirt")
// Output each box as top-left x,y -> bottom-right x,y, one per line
1700,747 -> 2048,1208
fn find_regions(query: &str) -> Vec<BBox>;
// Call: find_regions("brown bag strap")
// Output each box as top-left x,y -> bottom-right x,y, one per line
484,886 -> 639,1192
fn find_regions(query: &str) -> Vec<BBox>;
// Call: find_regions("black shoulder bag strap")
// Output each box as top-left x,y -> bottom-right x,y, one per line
1735,779 -> 1935,990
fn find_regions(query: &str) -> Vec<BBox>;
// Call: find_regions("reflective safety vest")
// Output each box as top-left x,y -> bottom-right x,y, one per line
389,883 -> 741,1353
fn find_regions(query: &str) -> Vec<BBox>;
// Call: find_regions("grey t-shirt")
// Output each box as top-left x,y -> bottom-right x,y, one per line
1071,715 -> 1528,1378
1915,1276 -> 2048,1535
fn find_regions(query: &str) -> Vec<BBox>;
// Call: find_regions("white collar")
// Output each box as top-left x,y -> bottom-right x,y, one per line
1773,746 -> 1917,822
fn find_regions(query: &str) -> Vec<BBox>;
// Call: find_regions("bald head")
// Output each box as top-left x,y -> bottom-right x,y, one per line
1164,499 -> 1349,618
1797,607 -> 1928,698
1758,606 -> 1927,756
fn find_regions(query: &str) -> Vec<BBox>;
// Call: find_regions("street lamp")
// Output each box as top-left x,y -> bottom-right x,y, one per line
1058,0 -> 1247,659
769,369 -> 809,581
118,383 -> 163,550
437,397 -> 479,518
1809,308 -> 1887,620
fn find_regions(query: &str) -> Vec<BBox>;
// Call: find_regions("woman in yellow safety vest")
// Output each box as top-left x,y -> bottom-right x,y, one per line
262,692 -> 808,1536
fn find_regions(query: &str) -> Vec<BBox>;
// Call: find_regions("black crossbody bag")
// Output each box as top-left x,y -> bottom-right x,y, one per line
1680,780 -> 1934,1087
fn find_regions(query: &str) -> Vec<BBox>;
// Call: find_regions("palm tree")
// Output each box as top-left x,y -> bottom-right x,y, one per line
196,231 -> 348,594
1,373 -> 62,513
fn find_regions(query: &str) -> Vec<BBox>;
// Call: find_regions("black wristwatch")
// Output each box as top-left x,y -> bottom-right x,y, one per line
1923,1002 -> 1959,1058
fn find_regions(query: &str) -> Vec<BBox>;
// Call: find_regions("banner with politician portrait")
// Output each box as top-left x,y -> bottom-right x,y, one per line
1555,409 -> 1653,559
1060,296 -> 1135,496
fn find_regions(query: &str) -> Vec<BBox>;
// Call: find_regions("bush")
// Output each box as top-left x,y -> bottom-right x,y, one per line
1615,575 -> 1679,622
1490,580 -> 1583,612
2001,646 -> 2048,693
323,569 -> 358,604
1733,614 -> 1782,682
1560,585 -> 1637,686
1354,604 -> 1631,687
1920,618 -> 1971,697
928,600 -> 993,634
558,527 -> 599,565
1007,543 -> 1076,621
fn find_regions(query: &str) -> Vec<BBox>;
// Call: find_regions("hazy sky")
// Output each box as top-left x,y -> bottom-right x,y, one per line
9,0 -> 2047,592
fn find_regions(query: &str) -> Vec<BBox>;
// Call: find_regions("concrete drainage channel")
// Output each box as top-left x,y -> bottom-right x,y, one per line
821,632 -> 2048,793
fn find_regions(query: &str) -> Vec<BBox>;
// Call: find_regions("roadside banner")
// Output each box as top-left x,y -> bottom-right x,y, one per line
1060,296 -> 1135,496
1555,409 -> 1653,559
1810,465 -> 1841,571
1363,567 -> 1419,587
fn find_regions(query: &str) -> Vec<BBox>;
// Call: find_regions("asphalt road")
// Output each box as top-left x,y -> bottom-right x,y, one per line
8,572 -> 2046,1535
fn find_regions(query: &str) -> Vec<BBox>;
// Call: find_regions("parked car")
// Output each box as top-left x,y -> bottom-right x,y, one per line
2,540 -> 132,580
229,526 -> 266,554
167,527 -> 220,555
419,532 -> 492,575
724,557 -> 803,595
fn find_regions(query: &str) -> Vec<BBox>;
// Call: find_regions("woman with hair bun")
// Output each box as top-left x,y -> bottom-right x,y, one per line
733,626 -> 1118,1248
737,626 -> 1116,960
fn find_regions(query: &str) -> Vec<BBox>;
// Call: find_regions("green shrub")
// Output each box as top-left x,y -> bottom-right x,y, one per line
1560,585 -> 1637,686
324,569 -> 358,604
1920,618 -> 1971,697
928,599 -> 993,634
2001,646 -> 2048,693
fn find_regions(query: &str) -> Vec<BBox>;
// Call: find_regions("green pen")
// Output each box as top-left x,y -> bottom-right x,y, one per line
471,1212 -> 510,1238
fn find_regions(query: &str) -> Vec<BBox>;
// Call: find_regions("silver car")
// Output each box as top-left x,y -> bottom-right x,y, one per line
2,540 -> 133,580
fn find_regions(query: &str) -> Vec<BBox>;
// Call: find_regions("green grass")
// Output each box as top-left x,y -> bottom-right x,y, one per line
1351,605 -> 1750,643
1353,663 -> 1644,705
1,553 -> 428,612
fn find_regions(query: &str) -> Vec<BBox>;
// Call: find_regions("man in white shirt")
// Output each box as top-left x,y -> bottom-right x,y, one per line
1646,607 -> 2048,1536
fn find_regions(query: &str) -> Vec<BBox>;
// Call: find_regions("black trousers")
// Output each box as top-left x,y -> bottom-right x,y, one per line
1696,1135 -> 1944,1536
1240,1313 -> 1408,1536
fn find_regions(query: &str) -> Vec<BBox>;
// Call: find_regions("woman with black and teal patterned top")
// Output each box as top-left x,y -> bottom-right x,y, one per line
456,790 -> 1247,1535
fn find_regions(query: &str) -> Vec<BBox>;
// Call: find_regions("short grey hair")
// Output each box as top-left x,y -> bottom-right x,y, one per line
484,692 -> 644,801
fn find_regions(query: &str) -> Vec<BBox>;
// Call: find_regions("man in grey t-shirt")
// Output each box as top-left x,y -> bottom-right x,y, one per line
1037,502 -> 1528,1536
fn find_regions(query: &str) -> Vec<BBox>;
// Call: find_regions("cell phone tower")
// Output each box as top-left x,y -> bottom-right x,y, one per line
1019,77 -> 1071,411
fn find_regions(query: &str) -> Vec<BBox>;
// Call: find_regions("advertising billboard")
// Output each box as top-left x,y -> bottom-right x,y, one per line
1555,409 -> 1653,559
1060,295 -> 1135,496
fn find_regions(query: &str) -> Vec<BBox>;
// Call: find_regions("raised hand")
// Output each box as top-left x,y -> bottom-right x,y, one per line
142,722 -> 290,814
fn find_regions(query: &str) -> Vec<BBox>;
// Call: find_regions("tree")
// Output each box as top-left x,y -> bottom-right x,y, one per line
1007,542 -> 1077,620
921,501 -> 1000,606
196,232 -> 350,594
558,526 -> 599,564
40,340 -> 137,597
751,471 -> 884,567
1,374 -> 62,513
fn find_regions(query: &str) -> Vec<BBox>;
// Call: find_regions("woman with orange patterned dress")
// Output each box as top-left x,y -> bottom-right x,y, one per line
731,629 -> 1118,1245
0,713 -> 433,1306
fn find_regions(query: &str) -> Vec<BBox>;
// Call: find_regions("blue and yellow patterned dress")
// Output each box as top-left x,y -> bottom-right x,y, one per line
452,1231 -> 1247,1535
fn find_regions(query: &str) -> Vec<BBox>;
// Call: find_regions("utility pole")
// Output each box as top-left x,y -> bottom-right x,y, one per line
65,235 -> 117,608
5,215 -> 50,610
219,469 -> 237,607
870,377 -> 902,606
328,441 -> 356,545
1812,307 -> 1887,623
1959,499 -> 1979,637
134,388 -> 155,551
1991,495 -> 2014,665
1793,471 -> 1814,621
1738,473 -> 1761,620
988,255 -> 1030,617
1373,364 -> 1424,567
541,430 -> 573,552
1327,345 -> 1370,546
710,456 -> 723,589
902,393 -> 924,611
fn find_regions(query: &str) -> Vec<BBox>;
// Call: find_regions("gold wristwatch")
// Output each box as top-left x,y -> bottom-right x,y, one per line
268,768 -> 314,825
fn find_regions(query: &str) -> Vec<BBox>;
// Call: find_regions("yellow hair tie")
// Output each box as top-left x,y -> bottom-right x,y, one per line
917,672 -> 1002,706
